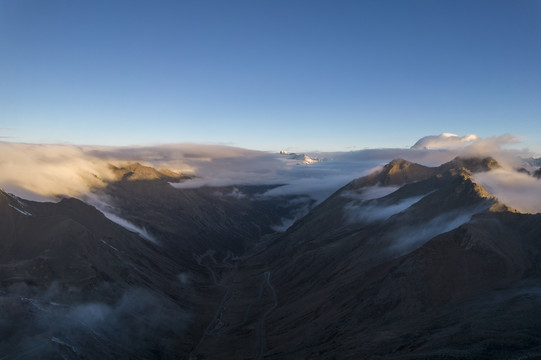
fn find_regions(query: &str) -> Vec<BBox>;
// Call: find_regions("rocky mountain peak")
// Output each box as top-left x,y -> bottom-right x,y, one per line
109,162 -> 184,182
442,156 -> 501,173
372,158 -> 435,186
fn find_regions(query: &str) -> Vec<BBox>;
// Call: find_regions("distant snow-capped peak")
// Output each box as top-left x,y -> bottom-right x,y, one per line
278,151 -> 326,165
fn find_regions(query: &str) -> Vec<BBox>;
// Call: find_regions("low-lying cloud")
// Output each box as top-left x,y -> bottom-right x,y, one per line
474,169 -> 541,214
388,208 -> 483,255
0,142 -> 115,201
0,284 -> 190,359
408,133 -> 525,168
345,194 -> 428,224
341,185 -> 400,201
84,194 -> 158,243
0,133 -> 535,209
258,170 -> 371,203
270,197 -> 313,232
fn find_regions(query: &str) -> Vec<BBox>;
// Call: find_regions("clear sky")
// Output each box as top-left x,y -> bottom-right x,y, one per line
1,0 -> 540,153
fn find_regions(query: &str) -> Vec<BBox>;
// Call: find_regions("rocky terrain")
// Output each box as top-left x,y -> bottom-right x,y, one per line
1,157 -> 541,359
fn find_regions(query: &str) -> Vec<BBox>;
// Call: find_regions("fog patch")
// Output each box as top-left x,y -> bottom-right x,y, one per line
388,208 -> 484,255
341,185 -> 400,201
84,194 -> 158,243
270,198 -> 312,232
261,175 -> 352,203
211,187 -> 248,200
0,285 -> 190,359
271,218 -> 298,232
102,211 -> 157,243
169,153 -> 289,189
257,160 -> 378,204
177,272 -> 192,286
171,158 -> 378,206
345,194 -> 427,224
68,302 -> 113,327
474,169 -> 541,214
226,187 -> 246,199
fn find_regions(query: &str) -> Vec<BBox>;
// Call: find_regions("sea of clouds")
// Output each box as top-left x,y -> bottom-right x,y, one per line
0,133 -> 539,213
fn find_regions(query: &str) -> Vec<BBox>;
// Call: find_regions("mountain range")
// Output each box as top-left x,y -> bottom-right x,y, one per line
1,157 -> 541,359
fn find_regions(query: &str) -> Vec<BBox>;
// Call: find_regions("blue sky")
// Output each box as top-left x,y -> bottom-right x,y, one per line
1,0 -> 540,153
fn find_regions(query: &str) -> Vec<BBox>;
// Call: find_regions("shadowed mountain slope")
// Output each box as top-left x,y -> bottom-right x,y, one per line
0,190 -> 181,287
99,163 -> 313,257
1,157 -> 540,359
0,189 -> 199,359
186,157 -> 541,359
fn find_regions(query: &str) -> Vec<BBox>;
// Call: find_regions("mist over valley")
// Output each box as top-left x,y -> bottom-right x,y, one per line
1,134 -> 541,359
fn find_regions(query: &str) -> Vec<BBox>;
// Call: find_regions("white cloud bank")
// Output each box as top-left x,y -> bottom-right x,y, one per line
345,194 -> 428,224
0,142 -> 115,201
0,133 -> 538,214
411,133 -> 479,150
474,169 -> 541,214
389,208 -> 484,254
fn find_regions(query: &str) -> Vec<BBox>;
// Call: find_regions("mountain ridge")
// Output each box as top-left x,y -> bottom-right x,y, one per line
109,162 -> 187,182
1,156 -> 540,359
184,156 -> 539,359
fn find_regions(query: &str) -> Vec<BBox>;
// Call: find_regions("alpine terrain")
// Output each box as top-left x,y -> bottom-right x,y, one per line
1,157 -> 541,359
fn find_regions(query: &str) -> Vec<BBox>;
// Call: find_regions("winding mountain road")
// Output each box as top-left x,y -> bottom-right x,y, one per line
190,251 -> 278,360
256,271 -> 278,360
